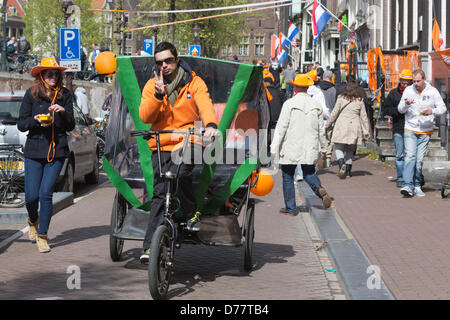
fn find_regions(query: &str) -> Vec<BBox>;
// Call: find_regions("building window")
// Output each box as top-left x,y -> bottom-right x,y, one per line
222,46 -> 232,56
105,26 -> 112,38
255,44 -> 264,56
123,13 -> 129,24
238,36 -> 249,56
125,46 -> 133,55
104,12 -> 112,23
124,32 -> 133,40
255,35 -> 264,56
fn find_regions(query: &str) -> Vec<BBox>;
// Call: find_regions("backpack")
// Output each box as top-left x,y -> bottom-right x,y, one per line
18,39 -> 30,53
7,43 -> 16,54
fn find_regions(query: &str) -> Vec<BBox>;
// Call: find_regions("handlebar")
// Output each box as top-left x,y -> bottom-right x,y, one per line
131,128 -> 205,140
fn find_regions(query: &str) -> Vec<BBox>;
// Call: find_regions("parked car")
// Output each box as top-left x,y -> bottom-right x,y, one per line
0,90 -> 100,194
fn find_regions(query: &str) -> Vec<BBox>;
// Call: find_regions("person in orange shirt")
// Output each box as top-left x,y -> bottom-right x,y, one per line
139,42 -> 218,263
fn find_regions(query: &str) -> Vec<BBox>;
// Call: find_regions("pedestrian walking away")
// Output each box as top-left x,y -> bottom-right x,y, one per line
271,73 -> 332,215
326,81 -> 371,179
17,57 -> 75,253
382,69 -> 413,188
269,58 -> 282,87
284,63 -> 296,99
318,70 -> 337,167
138,41 -> 218,264
398,69 -> 447,197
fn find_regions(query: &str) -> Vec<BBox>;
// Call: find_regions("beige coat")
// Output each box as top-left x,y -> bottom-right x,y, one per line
270,92 -> 327,165
327,96 -> 370,145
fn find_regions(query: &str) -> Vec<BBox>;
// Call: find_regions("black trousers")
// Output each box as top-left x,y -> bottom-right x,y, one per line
143,146 -> 197,249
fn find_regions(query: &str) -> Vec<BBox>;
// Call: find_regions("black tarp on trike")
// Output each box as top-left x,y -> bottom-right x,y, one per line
103,55 -> 270,297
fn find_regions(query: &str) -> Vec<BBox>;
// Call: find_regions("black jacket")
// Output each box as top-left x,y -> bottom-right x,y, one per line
267,85 -> 285,129
382,86 -> 405,134
17,88 -> 75,159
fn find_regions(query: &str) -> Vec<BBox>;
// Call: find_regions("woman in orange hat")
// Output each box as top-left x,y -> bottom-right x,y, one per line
17,57 -> 75,253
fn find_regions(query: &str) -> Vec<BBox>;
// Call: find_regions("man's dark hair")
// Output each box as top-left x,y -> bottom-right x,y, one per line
288,63 -> 292,67
154,41 -> 178,59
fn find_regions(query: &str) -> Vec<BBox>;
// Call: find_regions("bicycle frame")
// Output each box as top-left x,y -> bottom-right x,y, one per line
131,127 -> 204,257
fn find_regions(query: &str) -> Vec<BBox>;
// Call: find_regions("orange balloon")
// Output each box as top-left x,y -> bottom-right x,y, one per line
250,170 -> 274,196
95,51 -> 117,75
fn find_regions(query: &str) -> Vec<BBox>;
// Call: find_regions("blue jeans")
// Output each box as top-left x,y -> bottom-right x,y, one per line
402,131 -> 430,189
286,83 -> 294,99
393,133 -> 405,182
25,158 -> 64,235
281,164 -> 322,214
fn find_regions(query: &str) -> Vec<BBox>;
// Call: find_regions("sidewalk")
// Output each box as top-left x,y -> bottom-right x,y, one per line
0,174 -> 344,300
314,154 -> 450,300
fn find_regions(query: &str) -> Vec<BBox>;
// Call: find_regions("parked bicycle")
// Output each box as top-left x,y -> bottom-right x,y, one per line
0,144 -> 25,208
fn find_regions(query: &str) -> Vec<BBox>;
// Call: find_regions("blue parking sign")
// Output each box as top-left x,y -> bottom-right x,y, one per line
143,38 -> 154,55
59,27 -> 81,71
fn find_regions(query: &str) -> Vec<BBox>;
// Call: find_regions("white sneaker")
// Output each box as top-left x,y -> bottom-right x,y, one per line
296,175 -> 304,181
414,186 -> 426,197
400,186 -> 414,197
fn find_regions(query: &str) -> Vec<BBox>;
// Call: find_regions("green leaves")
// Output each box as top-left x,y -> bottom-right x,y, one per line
23,0 -> 103,57
136,0 -> 250,58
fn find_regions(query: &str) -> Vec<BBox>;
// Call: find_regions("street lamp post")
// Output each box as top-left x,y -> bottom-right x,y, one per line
193,22 -> 200,45
152,27 -> 159,47
1,0 -> 8,72
61,0 -> 74,93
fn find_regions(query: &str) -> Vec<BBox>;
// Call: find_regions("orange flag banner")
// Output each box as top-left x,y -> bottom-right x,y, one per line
432,19 -> 444,52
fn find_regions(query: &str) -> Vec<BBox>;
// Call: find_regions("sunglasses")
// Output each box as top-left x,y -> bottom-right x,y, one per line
155,57 -> 176,67
44,71 -> 59,78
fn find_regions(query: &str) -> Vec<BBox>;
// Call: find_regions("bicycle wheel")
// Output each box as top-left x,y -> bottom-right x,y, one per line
96,135 -> 105,170
148,224 -> 172,300
109,193 -> 126,261
244,199 -> 255,271
441,173 -> 450,199
0,150 -> 25,208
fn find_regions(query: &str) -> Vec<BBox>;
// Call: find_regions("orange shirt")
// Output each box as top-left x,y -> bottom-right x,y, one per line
139,70 -> 218,151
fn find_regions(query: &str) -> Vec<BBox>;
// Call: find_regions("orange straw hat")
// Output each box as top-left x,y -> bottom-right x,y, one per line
399,69 -> 413,80
290,74 -> 314,87
306,69 -> 318,81
30,57 -> 68,78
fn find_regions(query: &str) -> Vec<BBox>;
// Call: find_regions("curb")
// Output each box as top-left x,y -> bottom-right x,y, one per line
0,192 -> 74,224
297,181 -> 394,300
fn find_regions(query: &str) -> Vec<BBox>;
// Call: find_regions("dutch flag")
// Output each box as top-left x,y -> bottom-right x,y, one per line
312,0 -> 331,45
279,32 -> 290,50
287,21 -> 299,42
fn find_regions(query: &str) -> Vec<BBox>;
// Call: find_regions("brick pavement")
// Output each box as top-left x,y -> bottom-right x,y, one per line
0,173 -> 342,300
317,154 -> 450,300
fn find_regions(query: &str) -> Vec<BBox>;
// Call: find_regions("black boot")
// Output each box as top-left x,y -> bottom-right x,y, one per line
346,164 -> 352,178
337,159 -> 346,178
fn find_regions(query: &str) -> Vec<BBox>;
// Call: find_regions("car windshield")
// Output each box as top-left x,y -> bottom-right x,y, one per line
0,98 -> 22,122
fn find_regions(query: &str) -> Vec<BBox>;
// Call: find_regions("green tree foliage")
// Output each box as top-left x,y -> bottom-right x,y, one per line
23,0 -> 64,57
23,0 -> 103,57
136,0 -> 250,58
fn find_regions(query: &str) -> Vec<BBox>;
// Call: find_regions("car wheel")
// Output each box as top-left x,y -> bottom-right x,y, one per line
60,160 -> 74,193
85,153 -> 99,184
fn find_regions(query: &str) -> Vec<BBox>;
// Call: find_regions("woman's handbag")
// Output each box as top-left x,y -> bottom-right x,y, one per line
326,101 -> 352,140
